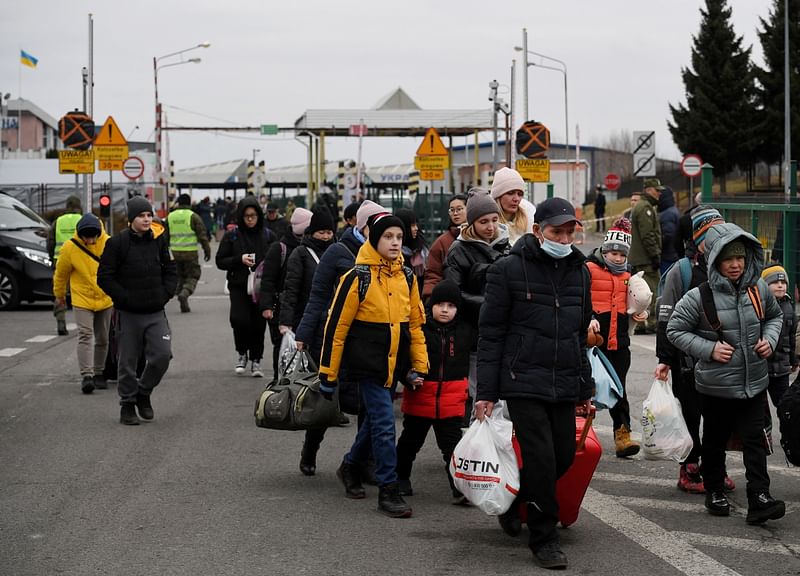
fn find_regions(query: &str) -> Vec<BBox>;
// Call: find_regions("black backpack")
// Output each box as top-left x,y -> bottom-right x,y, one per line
779,378 -> 800,465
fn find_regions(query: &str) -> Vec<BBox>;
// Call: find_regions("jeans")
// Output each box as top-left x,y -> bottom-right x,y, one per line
345,379 -> 397,487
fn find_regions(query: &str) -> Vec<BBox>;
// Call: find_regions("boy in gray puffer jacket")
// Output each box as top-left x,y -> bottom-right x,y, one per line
667,223 -> 785,525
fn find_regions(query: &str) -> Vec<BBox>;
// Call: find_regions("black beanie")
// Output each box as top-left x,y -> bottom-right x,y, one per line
177,193 -> 191,206
127,196 -> 153,222
430,278 -> 461,308
307,209 -> 335,235
367,213 -> 404,250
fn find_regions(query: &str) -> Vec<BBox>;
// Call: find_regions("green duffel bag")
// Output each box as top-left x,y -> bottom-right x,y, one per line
254,350 -> 342,431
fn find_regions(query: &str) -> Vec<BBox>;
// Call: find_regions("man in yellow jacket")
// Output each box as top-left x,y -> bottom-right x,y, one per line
53,213 -> 113,394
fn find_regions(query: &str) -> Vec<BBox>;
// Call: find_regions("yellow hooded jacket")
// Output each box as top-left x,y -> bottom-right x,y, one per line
319,240 -> 428,388
53,223 -> 113,311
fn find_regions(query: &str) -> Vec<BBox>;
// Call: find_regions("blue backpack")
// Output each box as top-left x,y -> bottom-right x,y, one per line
656,257 -> 692,298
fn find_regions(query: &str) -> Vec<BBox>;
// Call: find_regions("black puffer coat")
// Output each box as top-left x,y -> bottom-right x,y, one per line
768,297 -> 796,377
476,234 -> 593,404
258,230 -> 301,313
215,197 -> 271,289
279,235 -> 334,328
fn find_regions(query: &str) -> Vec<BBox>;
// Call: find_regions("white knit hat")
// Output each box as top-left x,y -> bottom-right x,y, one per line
355,199 -> 385,231
490,167 -> 525,199
291,207 -> 313,235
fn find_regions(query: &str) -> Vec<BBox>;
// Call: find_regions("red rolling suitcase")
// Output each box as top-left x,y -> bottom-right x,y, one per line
513,406 -> 602,527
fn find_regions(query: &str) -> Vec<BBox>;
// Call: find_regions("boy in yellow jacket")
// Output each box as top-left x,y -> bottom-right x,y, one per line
53,213 -> 113,394
320,212 -> 428,518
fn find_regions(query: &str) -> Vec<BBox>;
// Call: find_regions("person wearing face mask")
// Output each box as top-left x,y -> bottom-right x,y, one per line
474,197 -> 592,570
444,190 -> 510,424
490,167 -> 536,246
423,193 -> 467,301
585,218 -> 646,458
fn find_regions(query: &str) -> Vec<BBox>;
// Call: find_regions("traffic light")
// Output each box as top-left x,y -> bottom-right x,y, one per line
99,194 -> 111,217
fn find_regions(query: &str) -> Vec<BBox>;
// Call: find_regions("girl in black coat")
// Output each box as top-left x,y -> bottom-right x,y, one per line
215,197 -> 271,377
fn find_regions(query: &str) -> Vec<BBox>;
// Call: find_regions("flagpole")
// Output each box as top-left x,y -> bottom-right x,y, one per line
17,49 -> 21,154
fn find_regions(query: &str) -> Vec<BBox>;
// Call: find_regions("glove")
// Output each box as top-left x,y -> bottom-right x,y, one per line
651,257 -> 660,272
319,374 -> 336,401
204,252 -> 211,262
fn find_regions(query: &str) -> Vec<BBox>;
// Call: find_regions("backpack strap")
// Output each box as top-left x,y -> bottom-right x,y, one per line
307,246 -> 320,265
354,264 -> 372,302
279,242 -> 287,268
747,285 -> 764,321
698,281 -> 724,341
69,238 -> 101,263
678,257 -> 692,294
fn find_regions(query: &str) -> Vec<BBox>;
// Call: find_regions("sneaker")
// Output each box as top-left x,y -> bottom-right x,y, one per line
235,354 -> 248,375
378,483 -> 412,518
705,491 -> 730,516
532,540 -> 568,570
120,403 -> 140,426
724,474 -> 736,492
336,461 -> 366,499
93,375 -> 108,390
178,293 -> 191,313
498,506 -> 522,537
136,394 -> 154,420
81,375 -> 95,395
677,463 -> 705,494
397,477 -> 413,496
746,492 -> 785,525
251,361 -> 264,378
614,424 -> 640,458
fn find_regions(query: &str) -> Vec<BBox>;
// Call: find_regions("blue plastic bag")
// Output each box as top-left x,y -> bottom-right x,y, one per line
588,347 -> 623,410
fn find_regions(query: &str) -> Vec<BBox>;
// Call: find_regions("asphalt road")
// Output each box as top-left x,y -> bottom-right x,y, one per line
1,237 -> 799,576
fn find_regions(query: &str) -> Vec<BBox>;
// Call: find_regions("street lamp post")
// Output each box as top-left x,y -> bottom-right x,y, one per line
153,42 -> 210,197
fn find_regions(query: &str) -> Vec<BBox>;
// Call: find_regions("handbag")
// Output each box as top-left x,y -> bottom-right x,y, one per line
254,349 -> 342,431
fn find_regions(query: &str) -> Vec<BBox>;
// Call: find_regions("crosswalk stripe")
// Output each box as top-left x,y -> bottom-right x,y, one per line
673,531 -> 800,555
583,487 -> 743,576
594,471 -> 676,487
0,348 -> 26,357
25,335 -> 57,343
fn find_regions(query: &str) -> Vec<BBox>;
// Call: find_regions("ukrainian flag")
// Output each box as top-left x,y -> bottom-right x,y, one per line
20,50 -> 38,69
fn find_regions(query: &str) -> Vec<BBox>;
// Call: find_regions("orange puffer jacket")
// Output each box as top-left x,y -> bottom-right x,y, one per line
587,257 -> 630,351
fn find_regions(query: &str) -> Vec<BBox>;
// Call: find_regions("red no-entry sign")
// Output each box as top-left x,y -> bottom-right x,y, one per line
604,173 -> 621,191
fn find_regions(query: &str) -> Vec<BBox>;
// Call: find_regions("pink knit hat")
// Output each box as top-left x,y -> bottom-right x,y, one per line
355,199 -> 385,231
291,207 -> 313,235
490,167 -> 526,199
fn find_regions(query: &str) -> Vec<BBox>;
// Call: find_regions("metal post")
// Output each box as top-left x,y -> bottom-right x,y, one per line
700,163 -> 713,203
510,58 -> 515,162
785,0 -> 792,203
85,14 -> 93,212
356,120 -> 364,192
547,182 -> 554,199
522,28 -> 529,122
473,131 -> 480,186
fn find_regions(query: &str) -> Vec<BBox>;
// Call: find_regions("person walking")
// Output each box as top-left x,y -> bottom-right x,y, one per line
475,197 -> 592,570
166,193 -> 211,313
761,265 -> 797,408
195,196 -> 216,242
628,178 -> 663,334
423,193 -> 467,301
53,213 -> 113,394
593,185 -> 607,232
216,197 -> 272,377
658,186 -> 681,275
490,167 -> 536,246
97,197 -> 177,425
395,208 -> 429,294
265,202 -> 290,239
586,218 -> 645,457
444,190 -> 510,423
319,212 -> 428,518
48,195 -> 83,336
667,223 -> 785,525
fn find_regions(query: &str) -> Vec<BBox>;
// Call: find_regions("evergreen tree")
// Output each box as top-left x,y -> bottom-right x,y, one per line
668,0 -> 756,191
754,0 -> 800,169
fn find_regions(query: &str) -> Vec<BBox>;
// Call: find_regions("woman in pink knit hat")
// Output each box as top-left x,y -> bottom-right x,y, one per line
490,167 -> 536,246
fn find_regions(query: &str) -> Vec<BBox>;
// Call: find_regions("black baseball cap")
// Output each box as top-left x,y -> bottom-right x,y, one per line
534,197 -> 581,227
266,202 -> 279,211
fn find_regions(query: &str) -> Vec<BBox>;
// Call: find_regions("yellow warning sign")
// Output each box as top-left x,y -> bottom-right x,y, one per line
419,169 -> 444,181
515,158 -> 550,183
94,146 -> 129,162
416,127 -> 448,156
98,159 -> 124,171
58,149 -> 95,174
414,156 -> 449,171
94,116 -> 128,146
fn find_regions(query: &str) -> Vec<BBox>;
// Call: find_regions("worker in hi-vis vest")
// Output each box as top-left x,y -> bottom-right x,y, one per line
47,195 -> 83,335
166,194 -> 211,313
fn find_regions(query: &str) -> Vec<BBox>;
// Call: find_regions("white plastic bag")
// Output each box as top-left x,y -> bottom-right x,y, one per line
449,403 -> 520,515
277,330 -> 306,378
641,378 -> 693,462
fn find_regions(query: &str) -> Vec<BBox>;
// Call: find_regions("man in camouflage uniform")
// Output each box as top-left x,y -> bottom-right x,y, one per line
628,178 -> 663,334
166,194 -> 211,313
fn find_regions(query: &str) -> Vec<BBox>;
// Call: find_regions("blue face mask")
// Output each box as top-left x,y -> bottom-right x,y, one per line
540,238 -> 573,259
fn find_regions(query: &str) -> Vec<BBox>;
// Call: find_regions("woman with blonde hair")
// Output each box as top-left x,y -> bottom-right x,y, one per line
490,167 -> 536,246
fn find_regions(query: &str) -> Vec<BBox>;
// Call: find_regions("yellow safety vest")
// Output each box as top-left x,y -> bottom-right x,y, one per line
167,209 -> 197,252
54,213 -> 82,260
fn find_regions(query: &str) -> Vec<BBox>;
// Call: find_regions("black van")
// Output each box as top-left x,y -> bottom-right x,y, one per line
0,193 -> 53,310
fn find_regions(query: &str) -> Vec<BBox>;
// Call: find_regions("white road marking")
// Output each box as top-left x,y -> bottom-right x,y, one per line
594,471 -> 676,488
25,335 -> 57,343
187,295 -> 229,300
66,323 -> 77,330
673,531 -> 800,556
612,494 -> 746,517
0,348 -> 26,357
583,487 -> 743,576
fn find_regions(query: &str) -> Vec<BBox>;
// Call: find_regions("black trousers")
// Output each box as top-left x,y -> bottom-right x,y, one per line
670,360 -> 703,464
507,398 -> 576,551
700,391 -> 770,496
228,287 -> 266,361
396,414 -> 463,493
603,348 -> 632,431
768,374 -> 790,409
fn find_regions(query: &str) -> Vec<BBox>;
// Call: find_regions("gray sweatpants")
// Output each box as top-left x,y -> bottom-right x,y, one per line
117,309 -> 172,404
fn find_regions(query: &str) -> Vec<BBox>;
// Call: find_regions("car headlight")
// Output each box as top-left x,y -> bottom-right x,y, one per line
16,246 -> 52,267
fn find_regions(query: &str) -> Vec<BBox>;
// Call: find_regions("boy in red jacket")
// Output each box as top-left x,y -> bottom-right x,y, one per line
395,279 -> 474,504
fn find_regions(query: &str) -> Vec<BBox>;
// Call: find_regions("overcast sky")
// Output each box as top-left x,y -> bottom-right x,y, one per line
1,0 -> 775,172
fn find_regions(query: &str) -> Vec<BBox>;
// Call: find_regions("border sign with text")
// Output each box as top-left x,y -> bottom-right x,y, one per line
632,131 -> 656,177
94,116 -> 129,163
414,128 -> 449,179
58,149 -> 95,174
515,158 -> 550,182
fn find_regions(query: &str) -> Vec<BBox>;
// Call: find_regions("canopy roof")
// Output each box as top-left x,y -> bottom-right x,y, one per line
176,159 -> 248,186
294,87 -> 493,137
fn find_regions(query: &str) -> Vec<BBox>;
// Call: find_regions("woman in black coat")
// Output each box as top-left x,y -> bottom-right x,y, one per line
215,196 -> 272,377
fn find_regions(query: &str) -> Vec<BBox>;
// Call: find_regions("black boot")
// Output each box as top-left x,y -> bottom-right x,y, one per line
746,492 -> 785,525
336,461 -> 365,499
532,540 -> 568,570
378,483 -> 412,518
57,320 -> 68,336
93,375 -> 108,390
81,375 -> 95,395
178,292 -> 191,313
120,403 -> 140,426
136,394 -> 154,421
705,491 -> 730,517
299,443 -> 318,476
